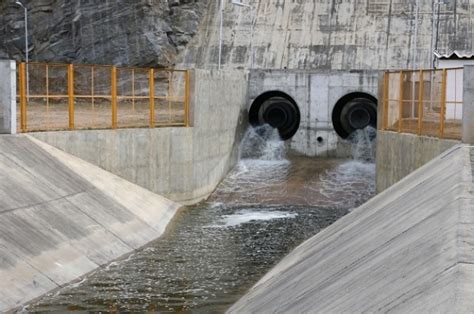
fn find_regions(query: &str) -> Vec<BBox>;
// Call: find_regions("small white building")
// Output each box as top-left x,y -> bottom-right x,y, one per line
434,51 -> 474,120
435,51 -> 474,69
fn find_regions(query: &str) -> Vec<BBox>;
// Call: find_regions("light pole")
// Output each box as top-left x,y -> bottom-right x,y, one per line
218,0 -> 251,70
15,0 -> 28,96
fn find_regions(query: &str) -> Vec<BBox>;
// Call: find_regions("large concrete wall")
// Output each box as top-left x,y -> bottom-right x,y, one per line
180,0 -> 473,71
376,131 -> 459,192
249,69 -> 379,157
32,69 -> 249,204
0,135 -> 181,312
0,60 -> 16,134
230,144 -> 474,312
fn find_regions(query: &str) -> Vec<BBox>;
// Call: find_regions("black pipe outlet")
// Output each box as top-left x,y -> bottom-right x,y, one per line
249,91 -> 300,140
332,93 -> 377,139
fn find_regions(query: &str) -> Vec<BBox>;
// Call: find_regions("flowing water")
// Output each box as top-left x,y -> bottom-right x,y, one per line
27,125 -> 376,313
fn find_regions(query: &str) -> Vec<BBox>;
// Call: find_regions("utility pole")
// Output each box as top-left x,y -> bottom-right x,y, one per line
15,1 -> 28,96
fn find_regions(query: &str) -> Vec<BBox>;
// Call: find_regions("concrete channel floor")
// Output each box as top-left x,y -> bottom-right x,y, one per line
0,135 -> 181,312
229,144 -> 474,313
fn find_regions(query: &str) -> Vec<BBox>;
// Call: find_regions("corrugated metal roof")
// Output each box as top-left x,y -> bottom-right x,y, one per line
434,50 -> 474,59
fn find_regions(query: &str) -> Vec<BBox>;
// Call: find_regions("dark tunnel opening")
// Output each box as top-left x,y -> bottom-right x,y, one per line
332,92 -> 377,139
249,91 -> 301,140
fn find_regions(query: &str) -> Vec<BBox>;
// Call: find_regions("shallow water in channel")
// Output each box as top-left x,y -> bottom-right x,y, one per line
27,126 -> 375,313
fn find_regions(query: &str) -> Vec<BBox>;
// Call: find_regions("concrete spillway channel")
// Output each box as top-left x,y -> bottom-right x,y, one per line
0,135 -> 180,312
229,144 -> 474,313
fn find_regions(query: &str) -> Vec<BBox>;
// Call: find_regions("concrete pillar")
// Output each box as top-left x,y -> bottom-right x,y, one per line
0,60 -> 17,134
462,65 -> 474,144
377,71 -> 385,131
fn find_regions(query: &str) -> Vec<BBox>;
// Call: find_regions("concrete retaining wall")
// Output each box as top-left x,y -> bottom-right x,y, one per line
376,130 -> 459,193
0,60 -> 16,134
0,135 -> 181,312
230,144 -> 474,312
248,69 -> 379,157
32,69 -> 248,204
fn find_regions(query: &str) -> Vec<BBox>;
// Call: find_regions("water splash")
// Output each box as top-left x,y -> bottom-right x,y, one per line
239,124 -> 287,161
348,126 -> 376,162
319,126 -> 376,210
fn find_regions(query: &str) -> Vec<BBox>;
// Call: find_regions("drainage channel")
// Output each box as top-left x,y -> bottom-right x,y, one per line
26,126 -> 376,313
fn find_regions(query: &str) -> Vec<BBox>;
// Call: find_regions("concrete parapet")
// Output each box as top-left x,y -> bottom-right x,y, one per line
230,144 -> 474,312
0,135 -> 181,312
376,131 -> 458,192
0,60 -> 16,134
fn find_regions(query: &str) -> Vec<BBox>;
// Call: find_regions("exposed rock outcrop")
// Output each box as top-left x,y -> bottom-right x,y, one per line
0,0 -> 208,67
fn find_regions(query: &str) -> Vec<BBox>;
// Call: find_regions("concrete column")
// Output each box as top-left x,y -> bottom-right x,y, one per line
0,60 -> 17,134
377,71 -> 385,131
462,65 -> 474,144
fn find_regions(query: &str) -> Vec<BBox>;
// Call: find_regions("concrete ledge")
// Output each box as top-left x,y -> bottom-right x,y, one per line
0,135 -> 181,312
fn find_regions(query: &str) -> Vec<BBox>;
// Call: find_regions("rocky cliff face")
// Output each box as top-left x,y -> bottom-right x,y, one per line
0,0 -> 208,67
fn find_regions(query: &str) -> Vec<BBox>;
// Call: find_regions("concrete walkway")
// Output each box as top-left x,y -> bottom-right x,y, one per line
229,144 -> 474,313
0,135 -> 181,312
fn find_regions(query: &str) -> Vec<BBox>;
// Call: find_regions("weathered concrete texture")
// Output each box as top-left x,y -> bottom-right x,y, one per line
376,131 -> 459,192
463,65 -> 474,144
0,135 -> 181,312
229,144 -> 474,313
249,69 -> 379,157
0,0 -> 207,67
31,69 -> 248,204
180,0 -> 473,70
0,60 -> 16,134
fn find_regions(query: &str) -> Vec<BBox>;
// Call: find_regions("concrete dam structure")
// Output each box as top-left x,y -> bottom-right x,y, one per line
0,0 -> 474,312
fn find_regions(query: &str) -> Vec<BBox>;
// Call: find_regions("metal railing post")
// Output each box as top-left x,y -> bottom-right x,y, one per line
19,62 -> 27,132
439,68 -> 447,138
67,64 -> 75,130
149,68 -> 155,128
417,70 -> 424,135
111,66 -> 118,129
398,71 -> 404,133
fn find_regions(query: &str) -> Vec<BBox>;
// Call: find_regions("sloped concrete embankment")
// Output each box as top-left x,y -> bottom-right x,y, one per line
230,144 -> 474,313
32,69 -> 249,205
0,135 -> 181,312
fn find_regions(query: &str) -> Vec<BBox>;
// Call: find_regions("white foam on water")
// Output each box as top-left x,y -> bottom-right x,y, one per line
239,124 -> 287,161
212,209 -> 298,228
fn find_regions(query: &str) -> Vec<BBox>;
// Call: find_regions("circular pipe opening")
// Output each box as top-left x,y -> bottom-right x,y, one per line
332,93 -> 377,139
249,91 -> 300,140
347,106 -> 371,129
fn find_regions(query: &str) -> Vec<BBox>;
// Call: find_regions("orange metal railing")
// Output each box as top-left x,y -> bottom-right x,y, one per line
16,62 -> 190,132
380,68 -> 463,140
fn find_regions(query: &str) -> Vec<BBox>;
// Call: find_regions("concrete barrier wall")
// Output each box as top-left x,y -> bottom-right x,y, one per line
0,135 -> 181,312
0,60 -> 16,134
376,131 -> 459,192
32,69 -> 249,204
